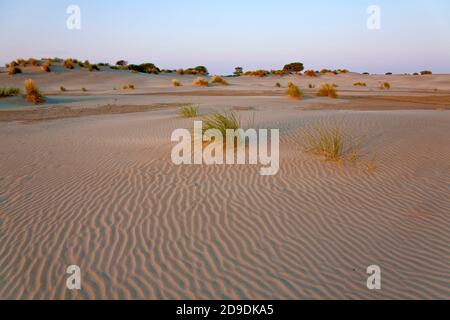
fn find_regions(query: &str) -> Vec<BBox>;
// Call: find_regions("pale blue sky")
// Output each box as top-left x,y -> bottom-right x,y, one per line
1,0 -> 449,74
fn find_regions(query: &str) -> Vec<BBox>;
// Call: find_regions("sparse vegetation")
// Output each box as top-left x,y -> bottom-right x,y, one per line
243,70 -> 269,77
8,65 -> 22,75
60,86 -> 66,92
234,67 -> 243,76
202,112 -> 240,137
178,105 -> 199,118
122,84 -> 135,90
192,77 -> 209,87
275,82 -> 281,88
317,84 -> 338,98
303,124 -> 362,161
380,82 -> 391,90
41,60 -> 51,72
24,79 -> 45,104
172,79 -> 182,87
211,75 -> 229,85
353,82 -> 367,87
81,87 -> 87,92
0,87 -> 20,98
285,82 -> 302,100
283,62 -> 304,73
64,59 -> 74,70
420,70 -> 433,75
304,70 -> 317,77
28,58 -> 38,66
385,72 -> 393,75
308,84 -> 315,89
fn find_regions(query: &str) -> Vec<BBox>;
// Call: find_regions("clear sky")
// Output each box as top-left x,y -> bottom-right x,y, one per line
1,0 -> 450,74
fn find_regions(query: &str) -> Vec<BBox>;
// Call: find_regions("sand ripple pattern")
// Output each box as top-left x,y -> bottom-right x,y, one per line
0,111 -> 449,299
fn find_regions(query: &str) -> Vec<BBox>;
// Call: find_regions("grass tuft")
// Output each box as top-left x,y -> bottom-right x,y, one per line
60,86 -> 66,92
380,82 -> 391,90
211,75 -> 229,85
178,105 -> 199,118
202,111 -> 240,137
353,82 -> 367,87
317,84 -> 338,98
303,124 -> 362,161
172,79 -> 182,87
285,82 -> 302,100
0,87 -> 21,98
24,79 -> 45,104
122,84 -> 135,90
192,77 -> 209,87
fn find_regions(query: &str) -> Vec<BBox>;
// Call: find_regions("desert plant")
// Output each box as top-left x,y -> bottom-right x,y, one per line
385,72 -> 393,75
243,70 -> 269,77
64,59 -> 74,69
285,82 -> 302,99
172,79 -> 182,87
178,105 -> 199,118
116,60 -> 128,66
420,70 -> 432,75
308,84 -> 315,89
81,87 -> 87,92
8,65 -> 22,75
40,60 -> 51,72
275,82 -> 281,88
193,77 -> 209,87
202,112 -> 240,137
303,124 -> 362,161
0,87 -> 20,97
24,79 -> 45,104
211,75 -> 229,85
234,67 -> 243,76
283,62 -> 304,73
122,84 -> 135,90
28,58 -> 39,66
353,82 -> 367,86
304,70 -> 317,77
380,82 -> 391,90
317,84 -> 338,98
60,86 -> 66,92
17,58 -> 26,66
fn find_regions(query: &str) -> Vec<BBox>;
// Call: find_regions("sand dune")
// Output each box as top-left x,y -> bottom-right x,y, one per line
0,104 -> 449,299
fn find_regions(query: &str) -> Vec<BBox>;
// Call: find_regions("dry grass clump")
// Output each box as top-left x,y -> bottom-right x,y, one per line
353,82 -> 367,86
303,124 -> 362,161
60,86 -> 66,92
63,59 -> 74,69
202,111 -> 240,137
211,75 -> 229,85
172,79 -> 182,87
275,82 -> 281,88
192,77 -> 209,87
243,70 -> 269,77
81,87 -> 87,92
308,84 -> 315,89
0,87 -> 20,98
178,105 -> 199,118
122,84 -> 135,90
304,70 -> 317,77
420,70 -> 432,75
28,58 -> 39,66
24,79 -> 45,104
380,82 -> 391,90
8,65 -> 22,75
285,82 -> 302,100
41,60 -> 51,72
317,84 -> 338,98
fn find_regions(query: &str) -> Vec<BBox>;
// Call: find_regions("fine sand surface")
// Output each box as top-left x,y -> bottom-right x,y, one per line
0,68 -> 449,299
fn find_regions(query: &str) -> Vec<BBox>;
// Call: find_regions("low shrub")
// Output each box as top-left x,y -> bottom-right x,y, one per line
353,82 -> 367,86
285,82 -> 302,99
192,77 -> 209,87
24,79 -> 45,104
8,65 -> 22,75
172,79 -> 182,87
304,70 -> 317,77
211,75 -> 229,85
0,87 -> 20,97
178,105 -> 199,118
317,84 -> 338,98
420,70 -> 433,75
